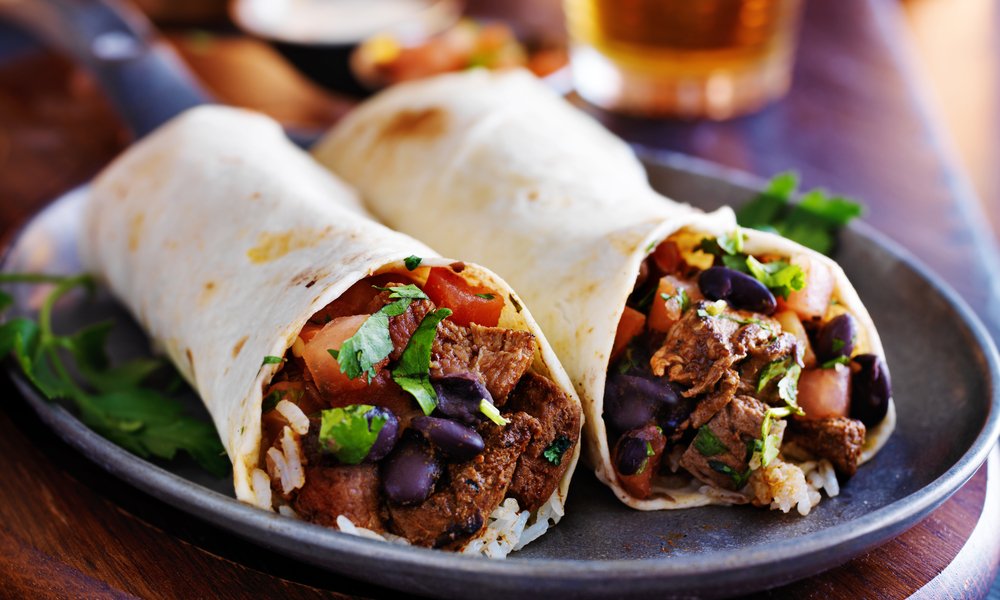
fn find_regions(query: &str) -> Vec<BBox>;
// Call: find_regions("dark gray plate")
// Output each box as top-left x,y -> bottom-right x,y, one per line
2,154 -> 998,600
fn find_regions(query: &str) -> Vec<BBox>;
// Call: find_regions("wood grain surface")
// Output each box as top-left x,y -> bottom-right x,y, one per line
1,0 -> 999,597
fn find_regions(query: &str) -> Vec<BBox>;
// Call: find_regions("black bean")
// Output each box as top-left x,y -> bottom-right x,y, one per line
432,373 -> 492,425
605,342 -> 697,438
382,436 -> 442,505
364,406 -> 398,462
698,266 -> 776,315
616,435 -> 651,476
850,354 -> 891,427
816,314 -> 858,362
411,416 -> 485,461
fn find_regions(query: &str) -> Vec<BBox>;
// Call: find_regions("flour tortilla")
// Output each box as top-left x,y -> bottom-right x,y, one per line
311,68 -> 895,510
79,105 -> 582,539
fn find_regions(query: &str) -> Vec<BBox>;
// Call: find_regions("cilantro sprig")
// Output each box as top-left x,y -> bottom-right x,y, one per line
332,284 -> 429,382
391,307 -> 452,415
318,404 -> 386,464
736,172 -> 864,255
699,230 -> 806,299
0,273 -> 229,477
693,426 -> 727,457
543,436 -> 573,466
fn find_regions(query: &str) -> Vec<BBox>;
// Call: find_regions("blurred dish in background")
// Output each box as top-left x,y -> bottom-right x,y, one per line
351,18 -> 568,91
230,0 -> 464,94
565,0 -> 804,120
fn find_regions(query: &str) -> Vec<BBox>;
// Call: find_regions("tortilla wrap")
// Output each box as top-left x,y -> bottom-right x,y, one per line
311,69 -> 895,511
78,104 -> 583,551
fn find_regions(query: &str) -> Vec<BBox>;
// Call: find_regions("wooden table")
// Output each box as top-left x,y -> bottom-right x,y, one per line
1,0 -> 999,598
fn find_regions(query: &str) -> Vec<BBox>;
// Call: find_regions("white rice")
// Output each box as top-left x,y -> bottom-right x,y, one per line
249,468 -> 273,510
265,425 -> 305,497
276,399 -> 309,435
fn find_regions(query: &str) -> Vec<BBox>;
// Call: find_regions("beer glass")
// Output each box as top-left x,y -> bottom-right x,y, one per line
566,0 -> 804,119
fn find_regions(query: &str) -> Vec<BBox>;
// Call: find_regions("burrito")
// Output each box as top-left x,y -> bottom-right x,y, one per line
79,105 -> 583,553
311,69 -> 895,513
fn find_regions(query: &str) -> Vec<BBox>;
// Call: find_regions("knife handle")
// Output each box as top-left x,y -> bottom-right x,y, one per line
0,0 -> 211,138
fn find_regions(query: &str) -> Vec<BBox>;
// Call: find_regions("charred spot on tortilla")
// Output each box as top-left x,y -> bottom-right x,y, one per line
305,279 -> 317,288
233,335 -> 249,358
378,107 -> 448,142
509,294 -> 523,313
449,261 -> 466,273
247,229 -> 324,264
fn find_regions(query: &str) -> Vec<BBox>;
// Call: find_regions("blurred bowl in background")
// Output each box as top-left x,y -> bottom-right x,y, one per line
230,0 -> 464,94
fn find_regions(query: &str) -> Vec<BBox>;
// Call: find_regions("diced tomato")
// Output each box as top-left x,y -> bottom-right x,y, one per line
422,267 -> 504,327
610,306 -> 646,365
796,364 -> 851,420
651,241 -> 681,275
614,425 -> 667,499
302,314 -> 372,397
299,322 -> 323,344
777,254 -> 835,323
773,310 -> 817,368
647,278 -> 677,333
311,273 -> 418,323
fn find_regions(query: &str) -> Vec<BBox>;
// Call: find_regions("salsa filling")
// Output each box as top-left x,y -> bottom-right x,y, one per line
604,229 -> 890,505
260,264 -> 581,549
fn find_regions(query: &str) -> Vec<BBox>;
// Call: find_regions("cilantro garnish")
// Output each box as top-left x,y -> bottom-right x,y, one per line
334,285 -> 428,383
693,426 -> 727,457
635,440 -> 656,475
391,308 -> 452,415
474,293 -> 495,300
831,338 -> 846,353
709,460 -> 752,489
508,294 -> 523,313
736,172 -> 864,255
821,355 -> 852,369
644,239 -> 659,253
318,404 -> 386,464
372,284 -> 429,300
404,255 -> 422,271
0,273 -> 229,477
543,436 -> 573,465
480,399 -> 509,426
745,257 -> 805,300
717,230 -> 745,255
262,355 -> 284,365
616,338 -> 642,374
660,289 -> 691,314
757,357 -> 794,392
777,363 -> 802,408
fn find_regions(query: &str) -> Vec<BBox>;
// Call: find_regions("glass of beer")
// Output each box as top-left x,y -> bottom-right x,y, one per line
565,0 -> 804,119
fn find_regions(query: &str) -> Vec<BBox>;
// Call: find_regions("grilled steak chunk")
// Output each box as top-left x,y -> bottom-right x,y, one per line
680,395 -> 768,491
293,463 -> 386,531
387,412 -> 538,548
431,320 -> 535,405
504,372 -> 582,512
785,417 -> 866,477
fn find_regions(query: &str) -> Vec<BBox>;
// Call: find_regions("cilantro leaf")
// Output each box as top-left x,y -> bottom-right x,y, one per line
372,284 -> 429,300
693,426 -> 728,457
757,357 -> 794,392
474,293 -> 495,300
262,355 -> 283,365
0,318 -> 39,357
404,255 -> 422,271
778,363 -> 803,410
709,460 -> 752,489
262,389 -> 282,413
745,256 -> 806,300
319,405 -> 386,464
661,289 -> 691,315
718,230 -> 746,255
336,299 -> 413,382
822,355 -> 852,369
508,294 -> 523,313
543,436 -> 573,465
721,254 -> 751,273
391,308 -> 452,415
736,173 -> 863,256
